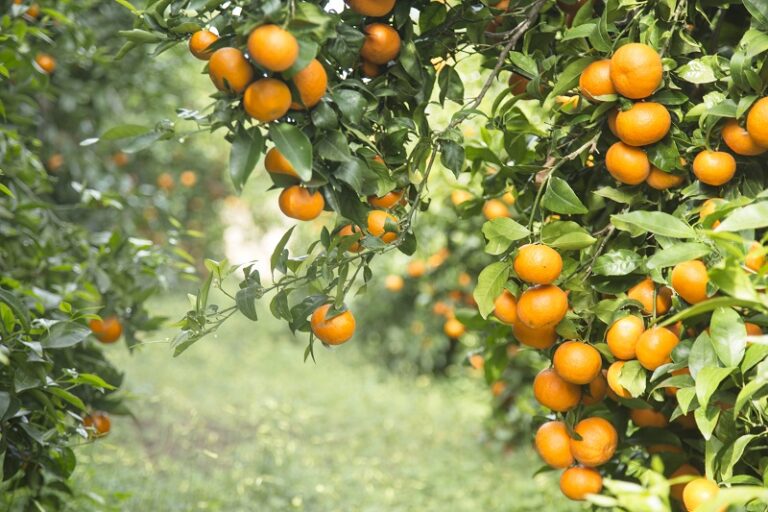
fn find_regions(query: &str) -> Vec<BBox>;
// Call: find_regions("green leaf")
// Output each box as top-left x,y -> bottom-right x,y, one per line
438,65 -> 464,104
676,57 -> 719,84
229,127 -> 264,193
659,297 -> 763,328
47,387 -> 86,411
733,378 -> 767,420
716,202 -> 768,232
618,360 -> 646,397
334,158 -> 378,195
42,322 -> 91,349
719,435 -> 758,481
646,243 -> 711,269
744,0 -> 768,28
482,218 -> 530,255
316,132 -> 351,162
694,405 -> 720,441
549,57 -> 593,98
709,308 -> 747,367
688,332 -> 719,379
541,177 -> 588,214
611,211 -> 695,238
440,140 -> 465,176
271,227 -> 295,275
473,262 -> 511,319
0,289 -> 30,330
592,250 -> 642,276
269,124 -> 312,181
332,89 -> 366,124
101,124 -> 150,140
235,286 -> 262,321
541,221 -> 596,250
695,366 -> 734,409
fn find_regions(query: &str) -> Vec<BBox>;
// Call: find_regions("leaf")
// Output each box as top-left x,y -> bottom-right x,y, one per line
592,250 -> 642,276
659,297 -> 763,328
611,211 -> 695,238
229,127 -> 264,192
744,0 -> 768,28
646,243 -> 711,269
618,360 -> 646,397
100,124 -> 150,140
676,58 -> 719,84
0,392 -> 10,419
541,221 -> 596,250
269,124 -> 312,181
235,286 -> 262,321
473,262 -> 511,319
695,366 -> 734,409
440,140 -> 465,176
0,289 -> 30,330
438,65 -> 464,104
47,387 -> 86,411
719,435 -> 757,481
271,227 -> 295,275
688,332 -> 719,379
733,379 -> 767,420
694,405 -> 720,441
334,158 -> 378,195
716,202 -> 768,232
709,308 -> 747,367
549,57 -> 593,97
316,132 -> 351,162
42,322 -> 91,349
482,218 -> 530,255
541,177 -> 588,214
332,89 -> 366,124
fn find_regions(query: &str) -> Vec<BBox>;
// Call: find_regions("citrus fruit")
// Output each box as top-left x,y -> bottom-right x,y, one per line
265,148 -> 299,178
579,60 -> 615,101
636,326 -> 679,370
552,341 -> 603,385
606,315 -> 644,360
444,317 -> 466,338
368,190 -> 404,209
361,59 -> 382,77
512,319 -> 557,349
189,30 -> 218,60
406,259 -> 426,278
208,47 -> 254,94
46,153 -> 63,172
609,43 -> 663,99
384,274 -> 404,292
746,97 -> 768,147
646,167 -> 684,190
535,421 -> 574,468
605,142 -> 651,185
360,23 -> 401,65
482,199 -> 509,219
582,371 -> 608,405
533,368 -> 581,412
513,244 -> 563,285
180,170 -> 197,187
607,108 -> 619,136
670,464 -> 701,502
627,277 -> 672,315
682,478 -> 720,512
243,78 -> 292,122
509,73 -> 529,95
83,412 -> 111,437
746,241 -> 765,271
692,150 -> 736,186
35,53 -> 56,74
338,224 -> 362,252
606,361 -> 632,399
451,190 -> 473,206
89,316 -> 122,344
367,210 -> 398,242
346,0 -> 395,16
671,260 -> 709,304
630,408 -> 668,428
493,290 -> 517,325
247,24 -> 299,72
722,118 -> 766,155
278,185 -> 325,220
570,417 -> 618,467
615,102 -> 672,146
560,467 -> 603,501
291,59 -> 328,109
311,304 -> 356,345
516,284 -> 568,329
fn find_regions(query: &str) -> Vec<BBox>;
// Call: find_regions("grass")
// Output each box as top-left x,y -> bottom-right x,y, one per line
68,298 -> 580,512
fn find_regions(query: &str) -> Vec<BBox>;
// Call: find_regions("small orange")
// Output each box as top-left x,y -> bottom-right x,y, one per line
157,172 -> 174,191
458,272 -> 472,288
493,290 -> 517,325
606,315 -> 644,360
512,319 -> 557,349
180,170 -> 197,188
360,23 -> 401,65
615,102 -> 672,147
89,316 -> 123,344
247,25 -> 299,72
208,48 -> 255,94
516,285 -> 568,329
627,277 -> 672,315
560,467 -> 602,501
692,150 -> 736,186
746,97 -> 768,148
46,153 -> 64,172
630,408 -> 668,428
501,190 -> 516,205
535,421 -> 574,468
361,59 -> 382,78
368,190 -> 404,209
311,304 -> 356,345
432,301 -> 451,317
451,189 -> 473,206
533,368 -> 581,412
671,260 -> 709,304
189,30 -> 218,60
35,53 -> 56,74
469,354 -> 485,370
346,0 -> 395,16
444,317 -> 466,338
606,361 -> 632,398
367,210 -> 398,243
636,326 -> 679,370
746,241 -> 765,272
699,198 -> 724,227
278,186 -> 325,221
112,151 -> 129,167
579,60 -> 615,101
605,142 -> 651,185
552,341 -> 603,385
670,464 -> 701,502
582,371 -> 608,405
610,43 -> 663,99
513,244 -> 563,285
25,3 -> 40,18
291,59 -> 328,109
405,260 -> 426,278
746,322 -> 763,336
722,119 -> 766,156
338,224 -> 363,252
509,73 -> 529,95
384,274 -> 404,292
491,380 -> 507,397
646,167 -> 684,190
265,148 -> 299,178
569,417 -> 618,467
83,412 -> 111,437
682,478 -> 720,512
243,78 -> 292,122
482,198 -> 509,219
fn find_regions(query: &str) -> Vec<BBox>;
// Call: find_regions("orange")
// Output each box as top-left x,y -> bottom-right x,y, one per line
444,317 -> 466,338
291,59 -> 328,109
25,3 -> 40,18
112,151 -> 129,167
493,290 -> 517,325
607,109 -> 619,137
509,73 -> 529,95
699,198 -> 724,227
722,119 -> 766,155
533,368 -> 581,412
157,172 -> 174,190
451,189 -> 473,206
582,371 -> 608,405
692,150 -> 736,186
83,412 -> 111,437
579,60 -> 615,101
209,48 -> 254,94
615,102 -> 671,146
384,274 -> 404,291
367,210 -> 398,243
630,408 -> 668,428
552,341 -> 602,385
311,304 -> 356,345
346,0 -> 395,16
180,170 -> 197,188
469,354 -> 485,370
407,259 -> 426,278
606,361 -> 632,398
627,277 -> 672,315
605,142 -> 650,185
243,78 -> 292,122
278,186 -> 325,221
670,464 -> 701,502
647,444 -> 683,454
636,326 -> 679,370
535,421 -> 574,468
646,167 -> 684,190
513,244 -> 563,285
338,224 -> 363,252
560,467 -> 602,501
570,417 -> 618,467
671,260 -> 709,304
746,322 -> 763,336
46,153 -> 63,172
35,53 -> 56,74
360,23 -> 401,65
433,301 -> 451,317
512,319 -> 557,349
501,191 -> 516,205
746,241 -> 765,271
458,272 -> 472,287
247,25 -> 298,72
189,30 -> 218,60
89,316 -> 122,344
368,189 -> 404,209
361,59 -> 382,78
746,97 -> 768,147
516,284 -> 568,329
265,148 -> 299,178
491,380 -> 507,397
683,478 -> 720,512
606,315 -> 644,360
609,43 -> 663,99
482,199 -> 509,219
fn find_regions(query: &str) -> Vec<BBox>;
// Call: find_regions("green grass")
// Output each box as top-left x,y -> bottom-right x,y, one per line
68,299 -> 580,512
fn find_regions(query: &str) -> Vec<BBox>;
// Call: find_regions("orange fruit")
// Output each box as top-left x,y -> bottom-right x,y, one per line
722,119 -> 766,156
535,421 -> 574,468
157,172 -> 174,191
491,380 -> 507,397
112,152 -> 129,167
606,315 -> 644,360
671,260 -> 709,304
265,147 -> 299,178
89,316 -> 123,344
670,464 -> 701,502
609,43 -> 663,99
444,317 -> 466,338
368,190 -> 404,209
607,109 -> 619,136
35,53 -> 56,74
699,198 -> 724,228
605,142 -> 651,185
346,0 -> 395,16
746,97 -> 768,148
560,467 -> 602,501
189,30 -> 218,60
552,341 -> 603,385
367,210 -> 398,243
509,73 -> 529,95
338,224 -> 363,252
291,59 -> 328,109
25,3 -> 40,18
469,354 -> 485,370
682,478 -> 720,512
615,102 -> 671,147
493,290 -> 517,325
501,190 -> 516,205
630,408 -> 668,428
627,277 -> 672,315
247,25 -> 298,72
746,241 -> 765,272
46,153 -> 63,172
646,167 -> 684,190
180,170 -> 197,188
278,186 -> 325,221
606,361 -> 632,399
83,412 -> 111,437
360,59 -> 382,77
512,319 -> 557,349
746,322 -> 763,336
636,326 -> 679,370
451,189 -> 473,206
243,78 -> 292,122
482,199 -> 508,219
570,417 -> 618,467
692,150 -> 736,186
516,284 -> 568,329
432,301 -> 451,317
458,272 -> 472,287
360,23 -> 401,65
513,244 -> 563,285
582,371 -> 608,405
209,48 -> 254,94
647,444 -> 683,454
407,259 -> 426,278
579,60 -> 615,101
311,304 -> 356,345
384,274 -> 404,291
533,368 -> 581,412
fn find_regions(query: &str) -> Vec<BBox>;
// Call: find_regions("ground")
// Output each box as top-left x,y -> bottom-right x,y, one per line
69,298 -> 578,512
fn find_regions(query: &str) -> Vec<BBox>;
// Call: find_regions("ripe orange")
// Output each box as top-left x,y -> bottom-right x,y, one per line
607,108 -> 619,136
469,354 -> 485,370
533,368 -> 581,412
278,185 -> 325,221
671,260 -> 709,304
180,170 -> 197,188
699,198 -> 724,227
406,260 -> 426,278
157,172 -> 174,190
25,3 -> 40,18
83,412 -> 111,437
746,241 -> 765,272
493,290 -> 517,325
35,53 -> 56,74
570,417 -> 618,467
512,319 -> 557,349
209,48 -> 254,94
692,150 -> 736,186
579,60 -> 615,101
243,78 -> 292,122
247,25 -> 299,72
722,119 -> 766,156
482,198 -> 509,219
560,467 -> 603,501
627,277 -> 672,315
338,224 -> 363,252
458,272 -> 472,288
501,190 -> 516,205
606,315 -> 644,360
516,285 -> 568,329
615,102 -> 671,147
552,341 -> 602,385
682,478 -> 720,512
746,97 -> 768,148
646,167 -> 684,190
265,147 -> 299,178
451,189 -> 473,206
670,464 -> 701,502
609,43 -> 663,99
491,380 -> 507,397
346,0 -> 395,16
291,59 -> 328,109
89,316 -> 122,344
444,317 -> 466,338
606,361 -> 632,399
46,153 -> 63,172
368,189 -> 404,209
360,23 -> 401,65
384,274 -> 404,292
582,371 -> 608,405
636,326 -> 679,370
513,244 -> 563,285
535,421 -> 574,468
189,30 -> 218,60
361,59 -> 382,78
367,210 -> 398,242
746,322 -> 763,336
509,73 -> 529,95
605,142 -> 651,185
647,444 -> 683,454
630,408 -> 668,428
311,304 -> 356,345
112,151 -> 129,167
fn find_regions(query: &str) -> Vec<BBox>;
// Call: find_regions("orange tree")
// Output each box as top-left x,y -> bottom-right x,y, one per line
122,0 -> 768,509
